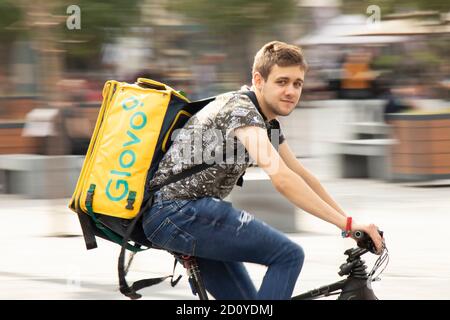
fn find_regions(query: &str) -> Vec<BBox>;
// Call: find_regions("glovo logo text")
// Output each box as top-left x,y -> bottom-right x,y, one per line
106,96 -> 147,201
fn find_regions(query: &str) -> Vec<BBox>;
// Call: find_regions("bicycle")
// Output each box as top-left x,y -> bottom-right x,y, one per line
174,230 -> 388,300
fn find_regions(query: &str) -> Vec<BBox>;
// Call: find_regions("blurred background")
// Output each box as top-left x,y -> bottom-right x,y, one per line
0,0 -> 449,299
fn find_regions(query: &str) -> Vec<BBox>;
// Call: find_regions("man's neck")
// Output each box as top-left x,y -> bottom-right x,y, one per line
250,86 -> 277,121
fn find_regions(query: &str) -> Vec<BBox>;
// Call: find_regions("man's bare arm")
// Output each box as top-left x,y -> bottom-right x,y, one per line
234,125 -> 383,253
234,125 -> 347,231
278,141 -> 347,217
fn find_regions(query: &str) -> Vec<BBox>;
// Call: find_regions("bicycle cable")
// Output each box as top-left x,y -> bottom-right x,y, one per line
368,244 -> 389,281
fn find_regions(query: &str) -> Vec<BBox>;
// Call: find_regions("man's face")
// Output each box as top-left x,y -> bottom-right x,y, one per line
255,64 -> 305,117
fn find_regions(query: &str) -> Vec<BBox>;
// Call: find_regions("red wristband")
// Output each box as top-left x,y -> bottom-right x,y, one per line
341,217 -> 352,238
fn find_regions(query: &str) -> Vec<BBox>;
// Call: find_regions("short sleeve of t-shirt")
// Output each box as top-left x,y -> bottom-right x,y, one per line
217,93 -> 266,139
267,119 -> 286,147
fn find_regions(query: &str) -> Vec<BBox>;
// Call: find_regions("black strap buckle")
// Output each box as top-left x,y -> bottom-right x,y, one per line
126,191 -> 137,210
85,195 -> 93,208
85,184 -> 96,208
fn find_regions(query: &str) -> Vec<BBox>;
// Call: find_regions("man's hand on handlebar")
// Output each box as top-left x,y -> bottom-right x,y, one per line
351,222 -> 384,254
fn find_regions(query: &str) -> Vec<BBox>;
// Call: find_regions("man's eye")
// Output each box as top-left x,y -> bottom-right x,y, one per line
277,80 -> 287,85
294,82 -> 303,88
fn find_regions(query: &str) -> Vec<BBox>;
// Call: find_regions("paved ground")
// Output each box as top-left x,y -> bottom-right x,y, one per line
1,158 -> 450,300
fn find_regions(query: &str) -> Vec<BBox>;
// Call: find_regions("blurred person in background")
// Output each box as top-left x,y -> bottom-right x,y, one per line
341,51 -> 376,99
84,78 -> 104,103
144,41 -> 384,300
382,82 -> 420,122
55,78 -> 88,108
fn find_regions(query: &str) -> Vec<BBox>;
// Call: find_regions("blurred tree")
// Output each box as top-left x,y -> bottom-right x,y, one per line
412,0 -> 450,12
0,0 -> 142,79
169,0 -> 295,32
167,0 -> 297,84
0,0 -> 23,42
56,0 -> 141,70
0,1 -> 24,67
341,0 -> 449,14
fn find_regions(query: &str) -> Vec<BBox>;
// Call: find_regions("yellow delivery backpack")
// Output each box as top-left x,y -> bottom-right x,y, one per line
69,78 -> 215,299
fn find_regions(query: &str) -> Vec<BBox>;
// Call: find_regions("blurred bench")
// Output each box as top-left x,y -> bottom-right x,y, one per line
336,139 -> 396,180
0,121 -> 40,154
0,95 -> 38,120
0,154 -> 84,198
335,119 -> 396,180
0,96 -> 41,154
350,122 -> 391,139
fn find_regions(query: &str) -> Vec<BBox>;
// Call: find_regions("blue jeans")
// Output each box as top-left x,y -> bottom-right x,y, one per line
142,192 -> 305,300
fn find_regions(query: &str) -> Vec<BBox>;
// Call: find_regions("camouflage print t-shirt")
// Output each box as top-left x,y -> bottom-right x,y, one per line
148,90 -> 285,201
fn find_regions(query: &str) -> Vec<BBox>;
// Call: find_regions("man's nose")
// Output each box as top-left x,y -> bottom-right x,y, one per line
285,84 -> 297,97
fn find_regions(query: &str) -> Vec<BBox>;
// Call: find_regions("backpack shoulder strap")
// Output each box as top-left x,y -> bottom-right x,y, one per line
148,162 -> 214,194
241,90 -> 267,121
241,90 -> 258,107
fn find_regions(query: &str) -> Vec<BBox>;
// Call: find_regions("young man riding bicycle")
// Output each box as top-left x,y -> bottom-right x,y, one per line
143,41 -> 384,300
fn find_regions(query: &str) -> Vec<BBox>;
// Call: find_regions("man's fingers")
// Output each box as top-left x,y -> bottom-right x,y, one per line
370,229 -> 383,254
376,238 -> 384,254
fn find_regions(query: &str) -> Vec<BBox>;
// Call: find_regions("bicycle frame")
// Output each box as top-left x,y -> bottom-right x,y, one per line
291,277 -> 377,300
292,246 -> 378,300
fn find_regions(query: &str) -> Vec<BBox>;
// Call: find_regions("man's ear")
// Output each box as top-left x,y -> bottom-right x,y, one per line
252,72 -> 264,91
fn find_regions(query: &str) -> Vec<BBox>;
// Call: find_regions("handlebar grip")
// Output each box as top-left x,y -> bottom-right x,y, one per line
353,230 -> 383,254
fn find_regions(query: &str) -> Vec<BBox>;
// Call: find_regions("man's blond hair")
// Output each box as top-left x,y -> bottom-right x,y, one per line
252,41 -> 307,80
